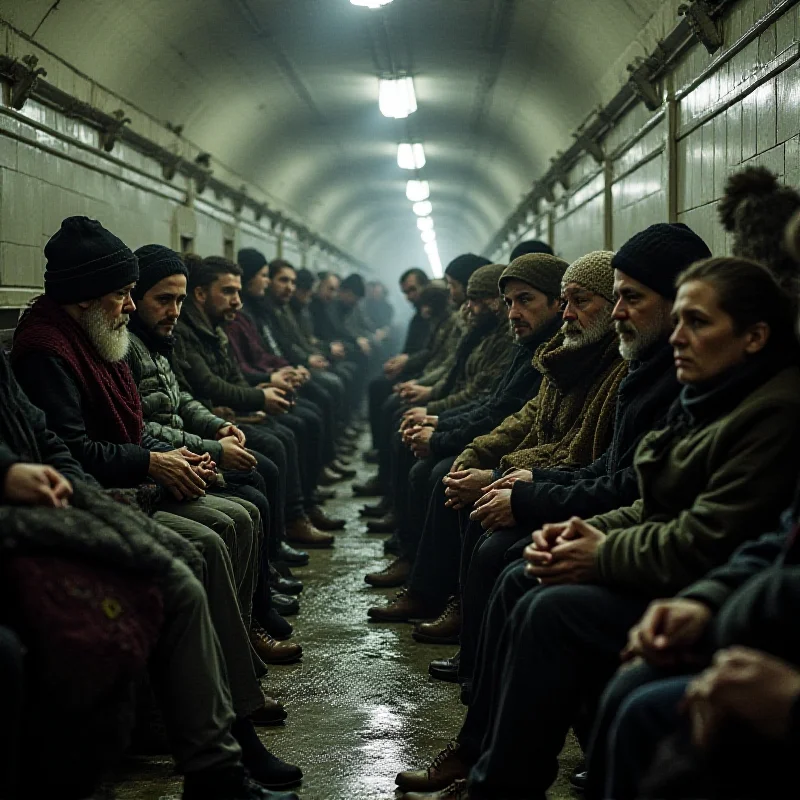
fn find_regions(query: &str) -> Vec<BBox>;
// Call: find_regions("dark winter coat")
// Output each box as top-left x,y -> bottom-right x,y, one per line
403,311 -> 432,355
173,300 -> 265,414
510,343 -> 681,526
309,295 -> 354,345
589,361 -> 800,596
429,315 -> 561,458
226,308 -> 290,385
402,309 -> 460,379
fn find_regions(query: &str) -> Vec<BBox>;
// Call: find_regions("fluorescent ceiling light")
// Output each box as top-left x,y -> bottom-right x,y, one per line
406,180 -> 430,202
351,0 -> 392,6
421,229 -> 436,244
398,143 -> 426,170
417,217 -> 434,231
379,76 -> 417,119
413,201 -> 433,217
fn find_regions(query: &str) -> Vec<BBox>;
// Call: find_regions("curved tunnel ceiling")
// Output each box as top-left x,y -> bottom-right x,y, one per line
6,0 -> 664,277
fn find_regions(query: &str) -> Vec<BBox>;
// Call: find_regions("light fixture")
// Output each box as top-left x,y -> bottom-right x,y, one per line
379,76 -> 417,119
421,229 -> 436,244
413,201 -> 432,217
406,180 -> 430,202
397,143 -> 426,170
351,0 -> 393,6
417,217 -> 433,231
425,241 -> 443,278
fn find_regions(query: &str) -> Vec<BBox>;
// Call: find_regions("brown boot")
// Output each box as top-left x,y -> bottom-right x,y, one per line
412,596 -> 461,644
249,696 -> 288,726
307,504 -> 346,531
396,741 -> 472,792
286,516 -> 335,549
250,624 -> 303,664
364,556 -> 411,588
404,780 -> 470,799
367,587 -> 439,623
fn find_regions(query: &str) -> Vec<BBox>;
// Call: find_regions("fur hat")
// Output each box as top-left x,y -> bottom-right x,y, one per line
719,166 -> 800,291
562,251 -> 616,302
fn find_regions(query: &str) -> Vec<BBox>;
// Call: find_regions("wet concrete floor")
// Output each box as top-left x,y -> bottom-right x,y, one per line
112,445 -> 581,800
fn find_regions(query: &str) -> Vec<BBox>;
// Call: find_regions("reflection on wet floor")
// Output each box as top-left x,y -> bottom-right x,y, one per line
112,447 -> 580,800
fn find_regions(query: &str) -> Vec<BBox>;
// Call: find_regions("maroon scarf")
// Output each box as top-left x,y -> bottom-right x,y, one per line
13,296 -> 144,445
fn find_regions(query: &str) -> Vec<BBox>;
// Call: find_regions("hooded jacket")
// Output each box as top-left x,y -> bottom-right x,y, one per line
457,329 -> 626,472
510,342 -> 681,525
173,299 -> 265,413
429,315 -> 562,458
589,361 -> 800,595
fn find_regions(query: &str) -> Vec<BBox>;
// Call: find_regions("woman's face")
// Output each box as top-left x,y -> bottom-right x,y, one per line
669,279 -> 768,385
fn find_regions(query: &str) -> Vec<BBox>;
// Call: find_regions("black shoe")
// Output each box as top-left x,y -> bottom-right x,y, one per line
270,590 -> 300,617
352,475 -> 382,496
183,766 -> 299,799
231,718 -> 303,790
313,487 -> 337,503
277,541 -> 310,567
364,449 -> 379,464
569,764 -> 588,791
366,512 -> 396,533
360,498 -> 391,518
269,566 -> 303,596
384,532 -> 402,555
429,651 -> 460,683
263,607 -> 293,640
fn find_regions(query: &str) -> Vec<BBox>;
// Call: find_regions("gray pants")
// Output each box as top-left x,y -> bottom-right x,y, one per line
153,503 -> 265,717
151,558 -> 242,775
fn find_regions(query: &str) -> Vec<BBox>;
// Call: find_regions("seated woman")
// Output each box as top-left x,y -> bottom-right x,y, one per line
395,256 -> 800,800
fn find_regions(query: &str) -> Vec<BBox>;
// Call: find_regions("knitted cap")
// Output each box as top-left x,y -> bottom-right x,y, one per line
719,167 -> 800,292
295,267 -> 316,291
499,253 -> 569,297
237,247 -> 268,284
562,251 -> 615,302
510,239 -> 554,261
467,263 -> 506,299
444,253 -> 492,286
612,223 -> 711,299
44,216 -> 138,304
340,273 -> 366,297
132,244 -> 188,303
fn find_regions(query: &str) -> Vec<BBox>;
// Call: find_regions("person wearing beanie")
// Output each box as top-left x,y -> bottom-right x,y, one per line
443,253 -> 493,306
336,272 -> 391,368
126,243 -> 311,651
11,219 -> 303,793
719,165 -> 800,292
365,254 -> 565,616
509,238 -> 555,261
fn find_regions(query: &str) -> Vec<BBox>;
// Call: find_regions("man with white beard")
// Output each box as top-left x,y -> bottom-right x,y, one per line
12,217 -> 303,791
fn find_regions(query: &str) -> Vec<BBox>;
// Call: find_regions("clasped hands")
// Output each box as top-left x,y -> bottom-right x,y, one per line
522,516 -> 604,585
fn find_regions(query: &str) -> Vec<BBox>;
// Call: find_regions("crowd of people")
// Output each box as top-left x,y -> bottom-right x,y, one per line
2,164 -> 800,800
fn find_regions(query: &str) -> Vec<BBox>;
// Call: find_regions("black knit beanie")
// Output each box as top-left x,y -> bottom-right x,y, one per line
444,253 -> 492,287
340,273 -> 366,297
295,268 -> 316,291
612,223 -> 711,299
44,216 -> 139,304
237,247 -> 269,284
510,239 -> 554,261
132,244 -> 188,303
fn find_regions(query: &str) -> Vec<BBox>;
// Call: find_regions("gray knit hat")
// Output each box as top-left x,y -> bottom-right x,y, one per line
467,263 -> 506,299
499,253 -> 569,298
562,251 -> 616,302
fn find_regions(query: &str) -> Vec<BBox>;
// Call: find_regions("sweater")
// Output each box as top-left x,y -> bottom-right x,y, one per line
589,363 -> 800,596
226,309 -> 289,386
457,329 -> 626,472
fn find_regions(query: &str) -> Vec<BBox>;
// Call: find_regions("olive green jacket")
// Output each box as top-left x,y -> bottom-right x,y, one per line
457,329 -> 626,471
590,365 -> 800,596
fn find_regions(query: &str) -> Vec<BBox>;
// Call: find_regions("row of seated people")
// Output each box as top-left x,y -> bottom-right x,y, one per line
0,219 -> 386,798
359,165 -> 800,799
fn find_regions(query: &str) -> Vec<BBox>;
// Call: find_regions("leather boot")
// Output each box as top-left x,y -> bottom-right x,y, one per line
276,541 -> 310,566
249,696 -> 288,726
367,587 -> 439,623
269,565 -> 303,595
249,624 -> 303,664
352,475 -> 382,496
396,741 -> 472,792
384,532 -> 402,555
412,596 -> 461,644
286,517 -> 335,549
318,465 -> 345,486
428,650 -> 460,683
330,459 -> 357,478
364,556 -> 411,588
404,780 -> 470,800
270,589 -> 300,617
366,512 -> 396,533
360,496 -> 391,518
307,504 -> 346,531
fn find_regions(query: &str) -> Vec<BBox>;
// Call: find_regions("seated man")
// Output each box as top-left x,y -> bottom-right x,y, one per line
174,255 -> 334,549
395,256 -> 800,800
0,346 -> 300,796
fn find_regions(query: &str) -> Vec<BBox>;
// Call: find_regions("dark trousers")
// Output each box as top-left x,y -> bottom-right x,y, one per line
398,456 -> 454,561
460,560 -> 648,799
299,383 -> 336,462
311,370 -> 347,423
0,626 -> 23,797
407,459 -> 464,607
376,393 -> 405,493
459,522 -> 530,682
369,376 -> 394,449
